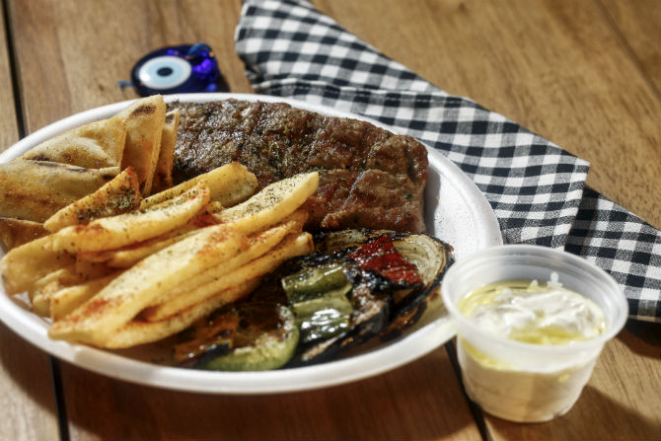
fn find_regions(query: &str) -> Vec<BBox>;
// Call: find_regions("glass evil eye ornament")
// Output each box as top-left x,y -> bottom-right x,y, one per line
124,43 -> 227,96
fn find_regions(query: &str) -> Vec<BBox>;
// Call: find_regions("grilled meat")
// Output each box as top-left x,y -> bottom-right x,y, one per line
171,100 -> 428,233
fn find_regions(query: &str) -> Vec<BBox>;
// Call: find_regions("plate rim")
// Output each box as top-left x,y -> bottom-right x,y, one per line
0,93 -> 502,394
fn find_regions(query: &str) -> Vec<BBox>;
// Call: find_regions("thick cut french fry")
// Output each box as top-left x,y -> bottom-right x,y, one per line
82,206 -> 226,268
104,232 -> 313,349
30,266 -> 85,316
0,235 -> 75,295
203,201 -> 224,215
216,172 -> 319,234
49,181 -> 210,253
105,279 -> 261,349
141,162 -> 258,209
48,224 -> 247,346
44,167 -> 141,232
31,293 -> 52,317
31,266 -> 80,295
50,272 -> 120,322
74,258 -> 115,281
96,225 -> 199,268
141,214 -> 306,321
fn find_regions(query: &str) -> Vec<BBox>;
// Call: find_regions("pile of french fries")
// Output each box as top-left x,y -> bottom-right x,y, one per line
0,162 -> 318,349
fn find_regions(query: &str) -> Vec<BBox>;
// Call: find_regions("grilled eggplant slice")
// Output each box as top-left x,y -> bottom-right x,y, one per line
289,230 -> 453,366
314,229 -> 454,340
380,232 -> 454,340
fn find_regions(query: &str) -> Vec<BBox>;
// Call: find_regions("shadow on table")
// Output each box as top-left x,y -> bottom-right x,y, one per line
620,320 -> 661,359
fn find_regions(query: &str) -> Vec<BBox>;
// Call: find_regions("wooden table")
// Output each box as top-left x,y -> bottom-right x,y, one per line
0,0 -> 659,439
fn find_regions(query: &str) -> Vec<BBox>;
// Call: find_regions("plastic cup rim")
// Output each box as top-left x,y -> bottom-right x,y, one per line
441,244 -> 629,356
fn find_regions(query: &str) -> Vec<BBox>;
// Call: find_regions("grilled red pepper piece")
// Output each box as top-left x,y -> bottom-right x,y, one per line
349,235 -> 422,287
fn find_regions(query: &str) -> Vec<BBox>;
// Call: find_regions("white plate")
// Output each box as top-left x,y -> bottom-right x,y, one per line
0,93 -> 502,394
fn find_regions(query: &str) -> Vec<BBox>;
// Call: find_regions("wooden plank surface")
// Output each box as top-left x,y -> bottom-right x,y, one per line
9,0 -> 253,130
3,0 -> 660,440
0,1 -> 60,440
0,0 -> 17,148
0,323 -> 60,441
599,0 -> 661,93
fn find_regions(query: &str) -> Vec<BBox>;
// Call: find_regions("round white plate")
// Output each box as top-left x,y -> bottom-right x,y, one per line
0,93 -> 502,394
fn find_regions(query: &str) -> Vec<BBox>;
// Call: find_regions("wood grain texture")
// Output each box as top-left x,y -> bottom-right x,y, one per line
0,0 -> 17,149
63,349 -> 480,440
9,0 -> 252,134
598,0 -> 661,93
0,324 -> 60,441
0,3 -> 60,440
314,0 -> 660,229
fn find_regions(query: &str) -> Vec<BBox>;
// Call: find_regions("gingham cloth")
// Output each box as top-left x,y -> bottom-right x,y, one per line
235,0 -> 661,321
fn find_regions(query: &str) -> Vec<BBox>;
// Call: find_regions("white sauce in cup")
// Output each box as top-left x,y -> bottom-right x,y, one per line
459,275 -> 606,346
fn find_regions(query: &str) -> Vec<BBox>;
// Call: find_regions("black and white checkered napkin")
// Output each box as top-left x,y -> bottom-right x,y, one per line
235,0 -> 660,322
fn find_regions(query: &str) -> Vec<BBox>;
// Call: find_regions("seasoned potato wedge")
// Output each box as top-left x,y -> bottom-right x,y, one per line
2,158 -> 321,352
142,162 -> 258,209
44,167 -> 141,232
104,232 -> 313,349
74,258 -> 115,281
50,272 -> 120,322
216,172 -> 319,234
49,181 -> 210,253
29,266 -> 82,314
0,235 -> 75,295
91,224 -> 200,268
142,214 -> 307,321
82,207 -> 226,268
105,279 -> 261,349
31,266 -> 80,294
48,224 -> 247,346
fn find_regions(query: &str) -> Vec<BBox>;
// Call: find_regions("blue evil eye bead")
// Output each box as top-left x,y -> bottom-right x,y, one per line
128,43 -> 227,96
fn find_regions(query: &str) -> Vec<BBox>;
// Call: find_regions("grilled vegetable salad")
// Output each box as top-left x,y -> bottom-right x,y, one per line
174,229 -> 454,370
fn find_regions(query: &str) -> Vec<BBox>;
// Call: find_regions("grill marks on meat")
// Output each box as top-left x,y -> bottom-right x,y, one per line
171,100 -> 428,233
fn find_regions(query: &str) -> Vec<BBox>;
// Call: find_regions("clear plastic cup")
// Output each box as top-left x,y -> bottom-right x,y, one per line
441,245 -> 628,423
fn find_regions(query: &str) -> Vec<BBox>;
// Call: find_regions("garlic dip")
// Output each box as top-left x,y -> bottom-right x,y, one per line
458,275 -> 606,346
